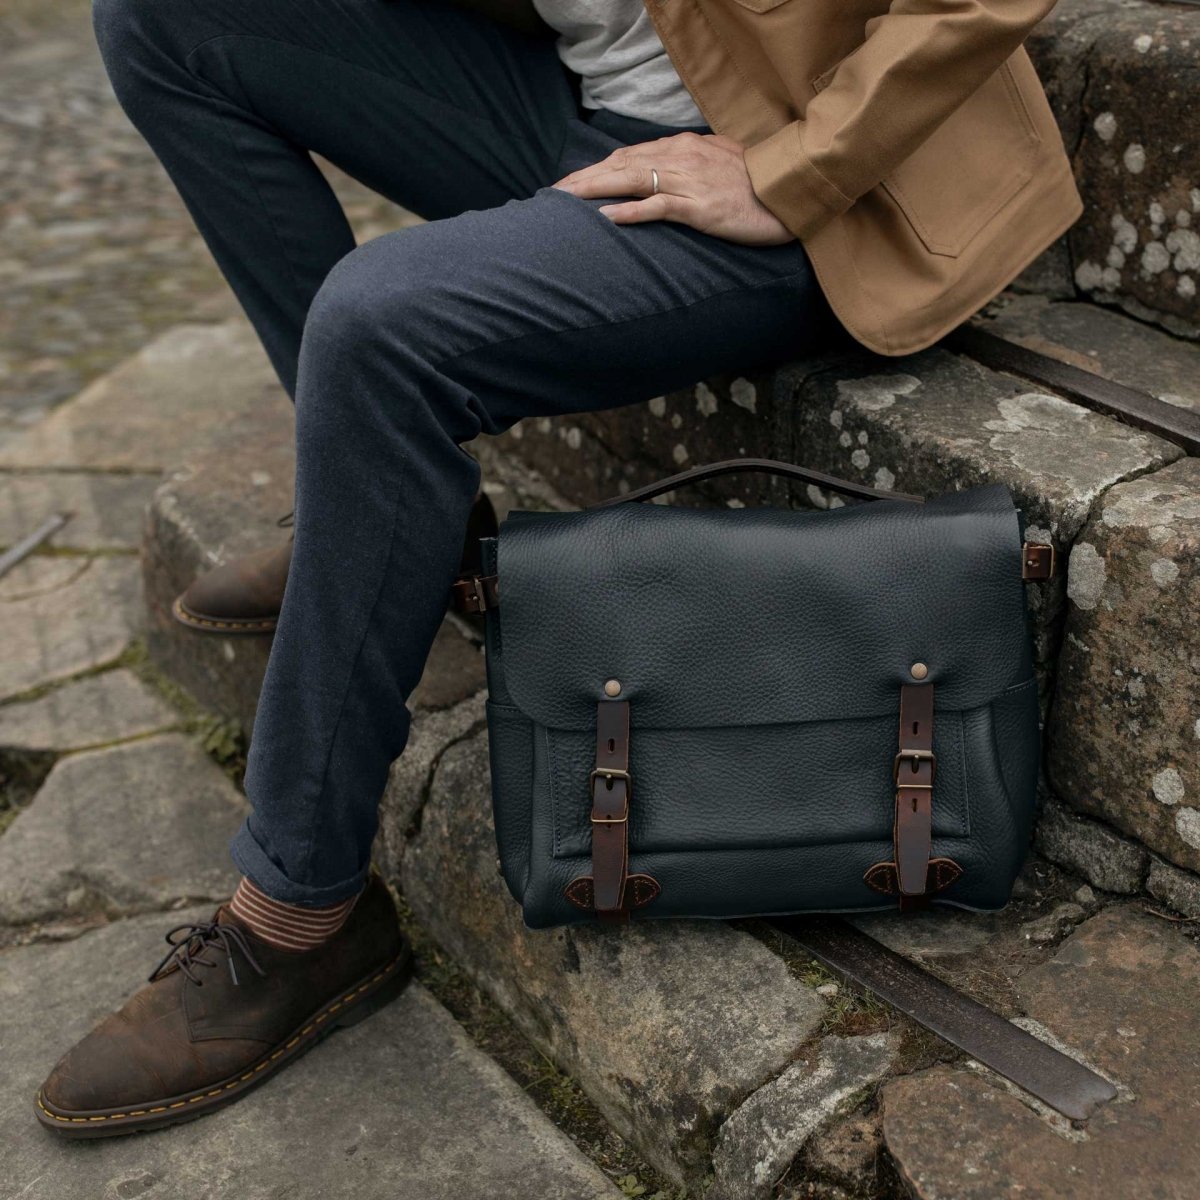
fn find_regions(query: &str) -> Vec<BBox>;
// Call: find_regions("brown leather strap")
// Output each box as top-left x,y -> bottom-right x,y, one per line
589,699 -> 631,914
894,683 -> 935,897
1021,542 -> 1055,581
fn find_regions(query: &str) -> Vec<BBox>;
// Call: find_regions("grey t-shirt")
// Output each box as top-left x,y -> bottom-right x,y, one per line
532,0 -> 705,127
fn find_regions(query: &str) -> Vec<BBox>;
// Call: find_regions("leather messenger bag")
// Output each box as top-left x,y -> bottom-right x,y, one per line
450,458 -> 1056,928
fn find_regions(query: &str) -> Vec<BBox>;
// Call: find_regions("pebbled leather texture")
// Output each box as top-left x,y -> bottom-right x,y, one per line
482,485 -> 1040,927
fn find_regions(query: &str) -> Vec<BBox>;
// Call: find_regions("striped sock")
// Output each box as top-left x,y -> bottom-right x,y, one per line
228,876 -> 360,951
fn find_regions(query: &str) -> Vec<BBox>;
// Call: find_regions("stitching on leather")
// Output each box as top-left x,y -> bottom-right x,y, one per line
173,599 -> 277,633
35,950 -> 407,1125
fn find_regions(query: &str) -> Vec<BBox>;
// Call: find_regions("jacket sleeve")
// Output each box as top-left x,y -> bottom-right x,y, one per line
743,0 -> 1057,242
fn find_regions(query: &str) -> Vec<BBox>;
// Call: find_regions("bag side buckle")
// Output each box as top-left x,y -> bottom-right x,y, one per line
1022,542 -> 1056,581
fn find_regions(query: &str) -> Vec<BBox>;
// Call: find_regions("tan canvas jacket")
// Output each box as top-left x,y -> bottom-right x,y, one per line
461,0 -> 1082,357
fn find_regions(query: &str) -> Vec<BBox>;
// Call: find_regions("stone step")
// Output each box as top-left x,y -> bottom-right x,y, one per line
1,907 -> 623,1200
880,904 -> 1200,1200
1025,0 -> 1200,339
0,732 -> 247,929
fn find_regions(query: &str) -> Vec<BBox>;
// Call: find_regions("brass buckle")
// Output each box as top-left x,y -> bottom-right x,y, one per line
893,748 -> 936,788
590,768 -> 631,822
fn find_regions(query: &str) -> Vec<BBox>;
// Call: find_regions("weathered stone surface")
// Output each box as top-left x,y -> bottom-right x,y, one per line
375,690 -> 486,881
0,470 -> 159,551
882,906 -> 1200,1199
399,725 -> 829,1187
1068,4 -> 1200,339
0,554 -> 141,702
1048,457 -> 1200,873
1,910 -> 622,1200
1146,855 -> 1200,918
1027,0 -> 1138,153
804,1109 -> 885,1195
848,909 -> 1003,961
495,366 -> 797,511
978,293 -> 1200,412
708,1034 -> 896,1200
0,733 -> 246,925
0,321 -> 284,471
0,668 -> 177,753
1034,794 -> 1148,893
137,325 -> 293,731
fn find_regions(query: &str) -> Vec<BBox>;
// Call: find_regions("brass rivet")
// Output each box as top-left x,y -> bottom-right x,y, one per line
910,662 -> 929,680
603,679 -> 622,697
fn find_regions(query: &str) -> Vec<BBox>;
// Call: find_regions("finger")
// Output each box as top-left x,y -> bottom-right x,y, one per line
553,148 -> 634,190
556,163 -> 665,200
598,194 -> 700,227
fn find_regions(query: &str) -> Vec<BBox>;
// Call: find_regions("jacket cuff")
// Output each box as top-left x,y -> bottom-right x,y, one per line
744,122 -> 854,243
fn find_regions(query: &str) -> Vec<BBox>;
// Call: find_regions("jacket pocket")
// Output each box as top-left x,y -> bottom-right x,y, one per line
814,59 -> 1041,258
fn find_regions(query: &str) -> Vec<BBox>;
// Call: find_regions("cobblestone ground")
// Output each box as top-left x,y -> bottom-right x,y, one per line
0,0 -> 412,435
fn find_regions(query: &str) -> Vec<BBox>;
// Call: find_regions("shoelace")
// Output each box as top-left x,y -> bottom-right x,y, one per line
149,921 -> 267,988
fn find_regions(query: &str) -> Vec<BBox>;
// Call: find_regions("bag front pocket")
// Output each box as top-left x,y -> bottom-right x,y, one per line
547,709 -> 973,859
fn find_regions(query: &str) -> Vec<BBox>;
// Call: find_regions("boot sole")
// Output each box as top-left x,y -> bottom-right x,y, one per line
172,596 -> 279,636
34,941 -> 413,1139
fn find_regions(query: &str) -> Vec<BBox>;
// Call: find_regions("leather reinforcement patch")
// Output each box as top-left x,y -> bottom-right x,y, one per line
564,873 -> 661,912
863,857 -> 963,897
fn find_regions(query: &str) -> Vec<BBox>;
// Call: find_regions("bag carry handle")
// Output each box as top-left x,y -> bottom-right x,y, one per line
590,456 -> 924,509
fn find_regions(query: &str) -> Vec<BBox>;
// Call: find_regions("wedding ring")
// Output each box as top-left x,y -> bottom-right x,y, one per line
651,168 -> 660,196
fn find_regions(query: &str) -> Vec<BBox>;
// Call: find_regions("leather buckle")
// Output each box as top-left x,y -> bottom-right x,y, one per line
590,768 -> 631,822
465,576 -> 489,613
1022,542 -> 1056,581
894,749 -> 936,788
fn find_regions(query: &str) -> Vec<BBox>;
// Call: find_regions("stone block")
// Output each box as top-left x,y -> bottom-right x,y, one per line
1146,855 -> 1200,918
1034,794 -> 1148,894
0,668 -> 177,753
1,910 -> 622,1200
708,1033 -> 896,1200
1047,457 -> 1200,873
1068,4 -> 1200,338
0,733 -> 247,926
399,724 -> 830,1188
881,906 -> 1200,1198
0,321 -> 285,472
140,326 -> 294,732
0,554 -> 141,702
977,293 -> 1200,414
0,471 -> 159,552
495,365 -> 797,511
375,690 -> 486,882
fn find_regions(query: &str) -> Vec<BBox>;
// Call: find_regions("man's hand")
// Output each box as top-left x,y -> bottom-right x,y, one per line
553,132 -> 795,247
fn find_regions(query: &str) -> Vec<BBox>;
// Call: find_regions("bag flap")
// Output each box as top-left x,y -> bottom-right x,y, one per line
494,484 -> 1032,731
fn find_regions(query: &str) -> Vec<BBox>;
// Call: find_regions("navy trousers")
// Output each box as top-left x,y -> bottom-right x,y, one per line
95,0 -> 835,904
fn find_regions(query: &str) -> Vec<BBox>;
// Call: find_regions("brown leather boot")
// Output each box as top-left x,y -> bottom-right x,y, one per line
173,489 -> 499,634
35,875 -> 411,1138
